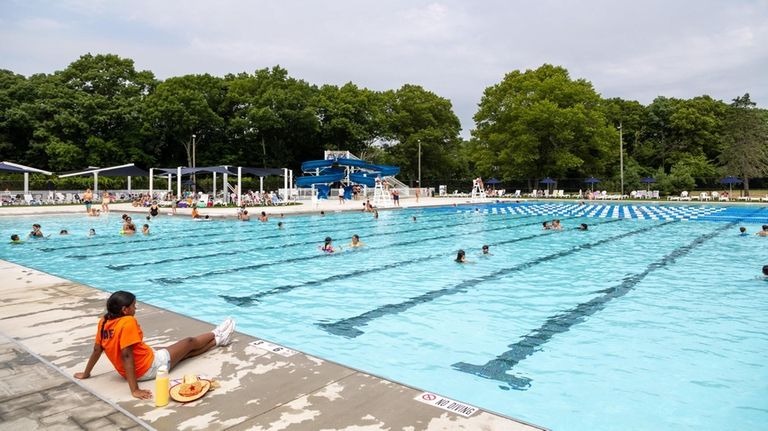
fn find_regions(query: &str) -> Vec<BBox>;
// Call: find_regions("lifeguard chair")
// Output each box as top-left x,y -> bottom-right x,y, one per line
470,177 -> 486,202
372,176 -> 393,208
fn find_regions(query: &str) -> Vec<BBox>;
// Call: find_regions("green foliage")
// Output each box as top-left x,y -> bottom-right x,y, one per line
0,55 -> 766,194
718,94 -> 768,193
471,64 -> 615,182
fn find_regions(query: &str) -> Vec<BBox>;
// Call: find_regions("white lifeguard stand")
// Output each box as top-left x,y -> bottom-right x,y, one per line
372,176 -> 393,208
470,177 -> 487,202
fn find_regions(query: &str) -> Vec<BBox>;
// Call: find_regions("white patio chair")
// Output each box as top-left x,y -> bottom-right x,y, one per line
679,191 -> 691,201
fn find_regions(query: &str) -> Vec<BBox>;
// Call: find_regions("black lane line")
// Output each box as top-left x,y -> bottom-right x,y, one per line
72,209 -> 493,261
155,215 -> 547,284
217,217 -> 619,306
451,220 -> 737,390
124,213 -> 540,272
316,219 -> 672,339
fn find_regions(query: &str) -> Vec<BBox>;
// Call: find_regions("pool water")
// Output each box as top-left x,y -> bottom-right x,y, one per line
1,203 -> 767,430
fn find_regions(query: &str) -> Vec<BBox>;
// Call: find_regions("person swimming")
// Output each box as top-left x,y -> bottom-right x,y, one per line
577,223 -> 588,231
142,224 -> 150,235
320,236 -> 339,253
10,234 -> 22,244
60,229 -> 69,235
29,224 -> 45,238
88,228 -> 96,237
758,225 -> 768,237
349,234 -> 364,248
277,221 -> 284,229
763,265 -> 768,278
455,249 -> 466,263
481,245 -> 490,255
739,226 -> 748,236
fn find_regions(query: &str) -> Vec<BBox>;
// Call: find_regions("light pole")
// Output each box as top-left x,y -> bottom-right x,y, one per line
618,123 -> 624,196
192,134 -> 196,192
417,139 -> 421,190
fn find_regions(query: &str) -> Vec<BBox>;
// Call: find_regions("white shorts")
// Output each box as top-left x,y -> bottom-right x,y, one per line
138,348 -> 171,381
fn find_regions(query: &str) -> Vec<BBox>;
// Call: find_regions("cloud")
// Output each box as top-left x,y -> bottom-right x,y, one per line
1,0 -> 767,137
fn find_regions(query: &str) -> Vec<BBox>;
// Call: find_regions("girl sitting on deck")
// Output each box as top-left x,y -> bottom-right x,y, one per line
75,291 -> 236,399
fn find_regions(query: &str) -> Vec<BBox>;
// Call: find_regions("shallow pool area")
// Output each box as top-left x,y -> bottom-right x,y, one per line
1,202 -> 767,430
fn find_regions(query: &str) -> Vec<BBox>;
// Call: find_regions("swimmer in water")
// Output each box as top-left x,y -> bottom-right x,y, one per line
10,234 -> 22,244
455,249 -> 467,263
577,223 -> 588,231
60,229 -> 69,235
320,236 -> 339,253
763,265 -> 768,278
142,224 -> 150,235
481,245 -> 490,255
739,226 -> 748,236
88,229 -> 96,237
758,225 -> 768,237
349,234 -> 364,248
277,221 -> 284,229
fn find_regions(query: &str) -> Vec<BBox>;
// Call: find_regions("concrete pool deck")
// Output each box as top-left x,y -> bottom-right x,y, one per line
0,259 -> 545,430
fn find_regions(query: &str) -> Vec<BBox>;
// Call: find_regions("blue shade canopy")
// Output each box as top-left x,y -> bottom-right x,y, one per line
485,178 -> 502,185
584,177 -> 601,184
539,177 -> 556,184
640,177 -> 656,184
719,176 -> 742,184
0,161 -> 53,175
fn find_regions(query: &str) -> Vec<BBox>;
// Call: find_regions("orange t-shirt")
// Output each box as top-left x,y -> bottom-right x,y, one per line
95,316 -> 154,379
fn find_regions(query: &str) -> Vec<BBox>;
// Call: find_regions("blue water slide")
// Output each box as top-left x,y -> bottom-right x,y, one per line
301,159 -> 335,172
349,172 -> 379,187
295,172 -> 344,187
337,158 -> 400,176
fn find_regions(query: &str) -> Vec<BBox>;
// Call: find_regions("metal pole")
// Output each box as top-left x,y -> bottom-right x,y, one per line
192,134 -> 196,192
237,167 -> 242,207
418,140 -> 421,189
176,166 -> 181,200
619,122 -> 624,196
149,168 -> 154,199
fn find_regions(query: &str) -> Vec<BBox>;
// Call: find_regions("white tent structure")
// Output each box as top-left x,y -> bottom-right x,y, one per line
151,166 -> 292,206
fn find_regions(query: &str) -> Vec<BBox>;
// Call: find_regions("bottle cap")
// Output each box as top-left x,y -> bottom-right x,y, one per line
158,365 -> 168,372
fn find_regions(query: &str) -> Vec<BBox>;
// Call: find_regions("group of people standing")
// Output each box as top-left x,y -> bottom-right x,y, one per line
82,188 -> 111,216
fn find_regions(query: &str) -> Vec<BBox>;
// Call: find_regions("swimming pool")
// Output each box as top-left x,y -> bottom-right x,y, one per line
1,202 -> 767,430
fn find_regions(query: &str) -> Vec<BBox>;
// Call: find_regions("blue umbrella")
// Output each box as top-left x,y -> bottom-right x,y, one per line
485,178 -> 502,185
539,177 -> 556,194
720,176 -> 742,194
640,177 -> 656,184
584,177 -> 600,191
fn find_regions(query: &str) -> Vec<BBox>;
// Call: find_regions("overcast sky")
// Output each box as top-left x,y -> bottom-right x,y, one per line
2,0 -> 767,137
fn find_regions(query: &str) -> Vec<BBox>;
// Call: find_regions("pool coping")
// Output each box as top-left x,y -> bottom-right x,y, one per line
0,258 -> 547,431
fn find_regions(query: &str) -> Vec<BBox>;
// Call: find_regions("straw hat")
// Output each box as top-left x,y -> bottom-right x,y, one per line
170,374 -> 211,403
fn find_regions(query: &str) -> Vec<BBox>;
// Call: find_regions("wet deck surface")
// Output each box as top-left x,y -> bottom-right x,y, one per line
0,259 -> 545,430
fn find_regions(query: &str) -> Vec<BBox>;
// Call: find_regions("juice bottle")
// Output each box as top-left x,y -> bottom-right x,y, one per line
155,366 -> 169,407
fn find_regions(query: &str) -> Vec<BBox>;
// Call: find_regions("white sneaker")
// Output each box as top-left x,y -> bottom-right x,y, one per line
213,318 -> 236,346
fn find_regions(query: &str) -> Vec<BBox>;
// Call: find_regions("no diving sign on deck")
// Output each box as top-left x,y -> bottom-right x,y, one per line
415,392 -> 479,417
249,339 -> 297,357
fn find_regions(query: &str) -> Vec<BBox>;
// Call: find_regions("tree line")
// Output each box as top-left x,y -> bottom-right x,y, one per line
1,55 -> 766,194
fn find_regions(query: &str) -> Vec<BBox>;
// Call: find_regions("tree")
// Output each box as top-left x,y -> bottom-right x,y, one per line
718,94 -> 768,195
223,67 -> 320,170
143,74 -> 226,168
471,64 -> 615,186
379,84 -> 462,183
